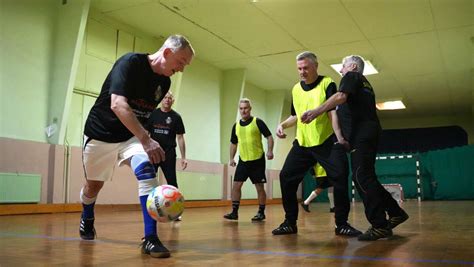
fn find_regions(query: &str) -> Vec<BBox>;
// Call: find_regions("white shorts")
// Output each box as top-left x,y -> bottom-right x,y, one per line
82,135 -> 148,181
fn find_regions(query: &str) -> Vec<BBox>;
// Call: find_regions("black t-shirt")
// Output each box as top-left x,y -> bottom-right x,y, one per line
337,71 -> 381,142
230,117 -> 272,144
84,53 -> 171,143
147,109 -> 185,153
291,76 -> 337,115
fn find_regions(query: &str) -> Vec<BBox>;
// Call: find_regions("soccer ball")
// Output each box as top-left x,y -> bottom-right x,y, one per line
146,185 -> 185,222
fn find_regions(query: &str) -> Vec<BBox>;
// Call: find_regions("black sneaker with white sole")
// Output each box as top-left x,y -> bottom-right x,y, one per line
141,235 -> 170,258
272,220 -> 298,235
223,212 -> 238,220
388,209 -> 409,229
358,226 -> 393,241
335,223 -> 362,237
79,217 -> 96,240
251,213 -> 266,222
300,203 -> 310,213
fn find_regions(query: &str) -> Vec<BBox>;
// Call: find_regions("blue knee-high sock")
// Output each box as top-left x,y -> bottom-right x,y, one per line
132,154 -> 158,238
82,203 -> 95,219
80,187 -> 97,219
140,195 -> 156,237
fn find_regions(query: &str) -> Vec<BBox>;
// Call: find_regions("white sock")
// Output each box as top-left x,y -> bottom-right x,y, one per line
80,187 -> 97,205
328,187 -> 335,208
304,191 -> 318,205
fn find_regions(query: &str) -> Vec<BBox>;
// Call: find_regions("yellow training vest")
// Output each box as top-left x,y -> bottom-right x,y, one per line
313,164 -> 327,178
292,76 -> 334,147
236,117 -> 264,161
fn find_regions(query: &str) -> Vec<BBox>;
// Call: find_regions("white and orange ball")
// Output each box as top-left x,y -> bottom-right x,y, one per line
146,185 -> 185,222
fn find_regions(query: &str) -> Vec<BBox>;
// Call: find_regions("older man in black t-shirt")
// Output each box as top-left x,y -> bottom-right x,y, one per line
80,35 -> 194,258
148,92 -> 187,190
301,55 -> 409,241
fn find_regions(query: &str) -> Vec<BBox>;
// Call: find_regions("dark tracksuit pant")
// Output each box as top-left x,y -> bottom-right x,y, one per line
350,124 -> 404,228
279,136 -> 350,226
154,150 -> 178,188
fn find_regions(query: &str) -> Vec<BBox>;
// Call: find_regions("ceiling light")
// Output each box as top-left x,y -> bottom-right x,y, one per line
376,100 -> 406,110
331,60 -> 379,76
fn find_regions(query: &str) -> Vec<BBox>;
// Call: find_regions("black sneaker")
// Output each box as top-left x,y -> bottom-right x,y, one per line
79,217 -> 96,240
141,236 -> 170,258
251,213 -> 266,221
301,203 -> 310,213
388,209 -> 409,229
335,223 -> 362,237
272,220 -> 298,235
223,212 -> 238,220
358,226 -> 393,241
329,207 -> 335,213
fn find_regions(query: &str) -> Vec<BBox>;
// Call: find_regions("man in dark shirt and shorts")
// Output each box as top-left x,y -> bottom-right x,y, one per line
80,35 -> 194,258
302,55 -> 409,241
223,98 -> 274,222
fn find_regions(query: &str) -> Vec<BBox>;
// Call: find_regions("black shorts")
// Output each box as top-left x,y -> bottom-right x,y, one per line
234,155 -> 266,184
315,176 -> 331,189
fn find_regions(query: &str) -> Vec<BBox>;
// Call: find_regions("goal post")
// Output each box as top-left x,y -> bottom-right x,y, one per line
350,154 -> 422,202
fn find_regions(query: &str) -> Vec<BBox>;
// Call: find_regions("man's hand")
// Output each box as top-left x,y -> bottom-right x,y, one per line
180,158 -> 188,170
276,124 -> 287,138
266,151 -> 274,160
141,137 -> 166,164
229,159 -> 236,167
336,139 -> 351,152
300,109 -> 322,124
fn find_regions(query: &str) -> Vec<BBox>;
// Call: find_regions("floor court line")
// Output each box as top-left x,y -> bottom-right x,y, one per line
1,232 -> 473,265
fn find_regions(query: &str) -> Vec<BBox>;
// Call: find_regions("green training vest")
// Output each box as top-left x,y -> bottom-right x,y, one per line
292,77 -> 334,147
313,164 -> 327,178
236,117 -> 264,161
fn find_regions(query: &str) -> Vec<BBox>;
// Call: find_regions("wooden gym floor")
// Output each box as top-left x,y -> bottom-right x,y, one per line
0,201 -> 473,267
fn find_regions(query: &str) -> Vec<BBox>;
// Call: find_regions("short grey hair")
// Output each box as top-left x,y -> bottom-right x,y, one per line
343,55 -> 365,74
164,91 -> 174,99
160,34 -> 195,55
296,51 -> 318,65
239,98 -> 252,107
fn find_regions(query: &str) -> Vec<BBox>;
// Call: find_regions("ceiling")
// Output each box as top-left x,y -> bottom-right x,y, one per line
91,0 -> 473,119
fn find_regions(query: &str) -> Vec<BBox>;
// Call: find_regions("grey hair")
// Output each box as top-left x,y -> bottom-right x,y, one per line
239,98 -> 252,107
296,51 -> 318,65
160,34 -> 195,55
165,91 -> 174,99
343,55 -> 365,74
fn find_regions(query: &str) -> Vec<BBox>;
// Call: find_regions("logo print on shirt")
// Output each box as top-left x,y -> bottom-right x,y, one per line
166,117 -> 172,124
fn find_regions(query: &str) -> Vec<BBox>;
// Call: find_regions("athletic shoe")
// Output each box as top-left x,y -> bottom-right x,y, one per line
174,216 -> 182,222
301,203 -> 310,213
251,213 -> 266,221
272,220 -> 298,235
141,235 -> 170,258
335,223 -> 362,237
358,226 -> 393,241
388,209 -> 409,229
223,212 -> 238,220
79,217 -> 96,240
329,207 -> 335,213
